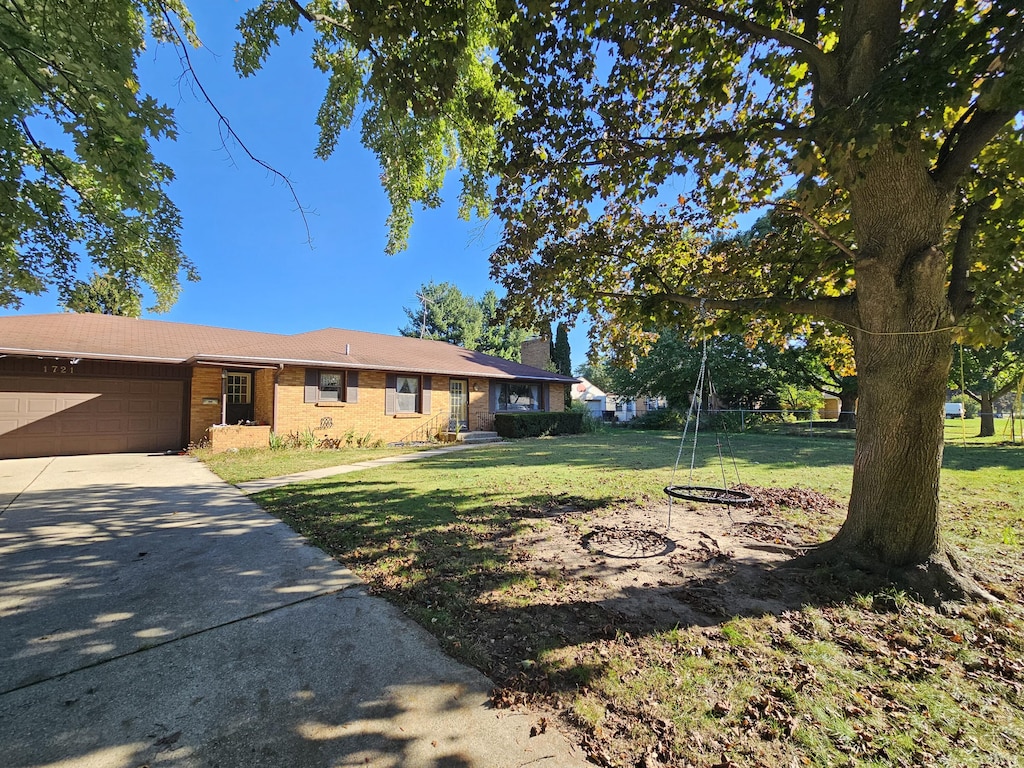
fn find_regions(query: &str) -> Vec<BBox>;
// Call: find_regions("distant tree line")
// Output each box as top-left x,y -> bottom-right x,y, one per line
399,281 -> 527,362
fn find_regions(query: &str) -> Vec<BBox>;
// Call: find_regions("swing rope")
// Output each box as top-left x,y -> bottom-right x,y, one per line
665,335 -> 753,532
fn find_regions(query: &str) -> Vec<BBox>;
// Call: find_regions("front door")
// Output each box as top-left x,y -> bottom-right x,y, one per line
225,371 -> 254,424
449,379 -> 469,432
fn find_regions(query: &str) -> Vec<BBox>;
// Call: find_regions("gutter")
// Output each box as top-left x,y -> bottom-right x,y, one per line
187,355 -> 576,383
0,347 -> 185,364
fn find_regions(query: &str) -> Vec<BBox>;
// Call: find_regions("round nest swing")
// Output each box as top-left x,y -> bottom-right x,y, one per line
664,484 -> 754,506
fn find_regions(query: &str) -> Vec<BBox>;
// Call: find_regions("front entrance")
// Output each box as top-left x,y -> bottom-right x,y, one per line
225,371 -> 254,424
449,379 -> 468,431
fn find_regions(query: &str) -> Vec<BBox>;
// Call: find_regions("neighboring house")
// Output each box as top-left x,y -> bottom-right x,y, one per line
571,377 -> 667,422
571,377 -> 609,418
0,314 -> 576,459
821,396 -> 842,420
638,396 -> 669,416
612,396 -> 637,421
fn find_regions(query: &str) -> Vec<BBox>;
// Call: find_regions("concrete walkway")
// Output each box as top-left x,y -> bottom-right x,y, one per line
0,453 -> 586,768
235,442 -> 493,494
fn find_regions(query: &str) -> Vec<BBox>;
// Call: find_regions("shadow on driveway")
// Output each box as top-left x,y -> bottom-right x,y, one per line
0,454 -> 586,768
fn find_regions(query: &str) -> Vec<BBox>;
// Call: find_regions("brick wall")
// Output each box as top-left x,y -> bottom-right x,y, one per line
254,368 -> 276,426
548,383 -> 566,412
189,367 -> 223,445
208,424 -> 271,452
274,367 -> 455,444
468,377 -> 493,431
190,365 -> 568,445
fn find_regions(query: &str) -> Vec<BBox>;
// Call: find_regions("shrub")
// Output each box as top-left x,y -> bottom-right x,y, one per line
567,400 -> 602,433
625,409 -> 686,430
494,411 -> 586,438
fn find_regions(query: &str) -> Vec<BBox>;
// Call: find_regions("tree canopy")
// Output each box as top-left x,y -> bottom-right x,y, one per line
400,281 -> 482,346
953,311 -> 1024,436
399,280 -> 526,360
477,289 -> 528,360
234,0 -> 511,255
0,0 -> 198,310
481,0 -> 1023,595
491,2 -> 1024,349
552,321 -> 572,376
608,330 -> 785,411
63,272 -> 143,317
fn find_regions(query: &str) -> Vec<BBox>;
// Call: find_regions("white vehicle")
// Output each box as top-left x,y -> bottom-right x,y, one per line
945,402 -> 964,418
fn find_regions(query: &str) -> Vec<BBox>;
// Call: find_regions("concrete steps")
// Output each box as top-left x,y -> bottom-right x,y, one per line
443,430 -> 502,444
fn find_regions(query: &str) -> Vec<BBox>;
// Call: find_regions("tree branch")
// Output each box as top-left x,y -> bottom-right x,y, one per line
932,106 -> 1021,189
769,200 -> 857,261
678,1 -> 835,86
286,0 -> 339,27
609,120 -> 809,147
595,289 -> 856,324
559,122 -> 811,169
18,119 -> 86,203
284,0 -> 383,63
161,8 -> 313,245
948,198 -> 987,318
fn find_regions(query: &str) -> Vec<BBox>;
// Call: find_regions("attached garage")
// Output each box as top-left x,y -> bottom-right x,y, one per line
0,375 -> 185,459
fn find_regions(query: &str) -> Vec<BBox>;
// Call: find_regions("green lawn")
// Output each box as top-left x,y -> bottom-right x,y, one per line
232,429 -> 1023,768
192,443 -> 436,484
943,415 -> 1024,446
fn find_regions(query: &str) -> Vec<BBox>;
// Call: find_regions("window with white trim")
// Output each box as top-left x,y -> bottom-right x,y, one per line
396,375 -> 419,413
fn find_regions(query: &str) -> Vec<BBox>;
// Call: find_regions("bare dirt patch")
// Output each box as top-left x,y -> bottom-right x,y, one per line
501,484 -> 840,629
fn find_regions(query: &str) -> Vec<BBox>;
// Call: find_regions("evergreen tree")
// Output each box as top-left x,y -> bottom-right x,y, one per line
553,323 -> 572,376
63,273 -> 143,318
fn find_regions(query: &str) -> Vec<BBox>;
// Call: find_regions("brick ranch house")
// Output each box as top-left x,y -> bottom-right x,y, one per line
0,314 -> 576,460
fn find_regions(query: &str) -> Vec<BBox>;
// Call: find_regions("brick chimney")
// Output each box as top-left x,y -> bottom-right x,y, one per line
520,336 -> 552,370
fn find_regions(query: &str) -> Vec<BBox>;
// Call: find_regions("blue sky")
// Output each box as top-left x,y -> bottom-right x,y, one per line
4,2 -> 590,367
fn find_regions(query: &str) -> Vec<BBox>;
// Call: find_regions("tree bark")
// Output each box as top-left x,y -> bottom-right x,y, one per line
835,327 -> 951,565
836,380 -> 858,428
978,391 -> 995,437
820,135 -> 960,570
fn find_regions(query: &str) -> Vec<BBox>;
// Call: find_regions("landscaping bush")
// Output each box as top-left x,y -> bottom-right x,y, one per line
567,400 -> 602,433
494,411 -> 586,438
624,409 -> 686,430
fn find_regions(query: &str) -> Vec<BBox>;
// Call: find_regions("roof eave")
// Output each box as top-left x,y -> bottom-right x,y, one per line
0,347 -> 186,365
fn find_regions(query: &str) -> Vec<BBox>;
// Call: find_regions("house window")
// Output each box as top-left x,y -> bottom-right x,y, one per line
319,371 -> 342,401
499,382 -> 541,411
226,373 -> 251,405
396,375 -> 419,413
385,374 -> 430,415
304,369 -> 358,404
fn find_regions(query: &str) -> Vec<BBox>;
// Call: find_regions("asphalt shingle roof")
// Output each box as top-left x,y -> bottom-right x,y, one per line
0,314 -> 576,382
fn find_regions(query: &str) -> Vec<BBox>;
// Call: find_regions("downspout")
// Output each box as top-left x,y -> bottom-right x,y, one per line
220,370 -> 227,425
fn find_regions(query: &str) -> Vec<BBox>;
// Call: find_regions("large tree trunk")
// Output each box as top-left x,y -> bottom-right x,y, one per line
836,379 -> 858,428
805,136 -> 992,602
978,392 -> 995,437
837,328 -> 951,565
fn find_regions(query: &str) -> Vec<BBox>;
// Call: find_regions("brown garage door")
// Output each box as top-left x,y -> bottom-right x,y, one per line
0,376 -> 184,459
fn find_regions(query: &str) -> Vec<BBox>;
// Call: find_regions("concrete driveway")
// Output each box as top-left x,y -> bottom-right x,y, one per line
0,454 -> 586,768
